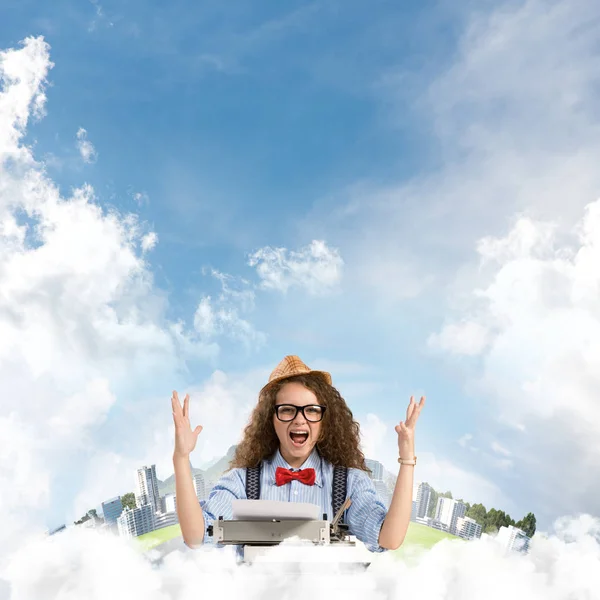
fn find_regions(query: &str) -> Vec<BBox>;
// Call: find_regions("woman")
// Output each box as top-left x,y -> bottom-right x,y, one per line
171,355 -> 425,552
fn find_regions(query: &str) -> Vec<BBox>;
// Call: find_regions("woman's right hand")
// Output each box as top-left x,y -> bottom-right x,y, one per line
172,390 -> 203,459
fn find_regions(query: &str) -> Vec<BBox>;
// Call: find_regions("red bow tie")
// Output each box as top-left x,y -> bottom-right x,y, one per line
275,467 -> 316,486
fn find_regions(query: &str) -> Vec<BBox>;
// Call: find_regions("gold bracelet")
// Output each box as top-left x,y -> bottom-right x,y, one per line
398,456 -> 417,466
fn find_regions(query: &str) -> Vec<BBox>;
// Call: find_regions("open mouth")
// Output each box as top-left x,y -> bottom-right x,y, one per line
289,431 -> 309,447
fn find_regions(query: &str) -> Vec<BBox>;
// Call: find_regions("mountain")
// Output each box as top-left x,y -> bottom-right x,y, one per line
203,444 -> 237,482
197,454 -> 224,471
158,445 -> 237,496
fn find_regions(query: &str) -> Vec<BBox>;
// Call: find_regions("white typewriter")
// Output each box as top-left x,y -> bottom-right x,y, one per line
207,498 -> 371,568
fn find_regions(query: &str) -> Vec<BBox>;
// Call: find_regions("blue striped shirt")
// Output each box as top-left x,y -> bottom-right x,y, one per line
199,448 -> 388,553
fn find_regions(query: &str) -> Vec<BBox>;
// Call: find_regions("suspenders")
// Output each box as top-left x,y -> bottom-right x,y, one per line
245,463 -> 348,523
331,465 -> 348,521
246,465 -> 261,500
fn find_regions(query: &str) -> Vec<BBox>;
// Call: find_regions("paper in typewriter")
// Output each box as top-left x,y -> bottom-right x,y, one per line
232,499 -> 321,521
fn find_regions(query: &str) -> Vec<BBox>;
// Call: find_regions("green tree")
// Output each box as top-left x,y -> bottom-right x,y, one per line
74,513 -> 91,525
484,507 -> 498,532
515,512 -> 537,538
466,503 -> 487,527
121,492 -> 136,510
484,523 -> 499,534
493,509 -> 505,529
88,509 -> 104,523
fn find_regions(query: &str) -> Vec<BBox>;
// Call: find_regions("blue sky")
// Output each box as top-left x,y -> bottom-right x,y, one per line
2,0 -> 600,541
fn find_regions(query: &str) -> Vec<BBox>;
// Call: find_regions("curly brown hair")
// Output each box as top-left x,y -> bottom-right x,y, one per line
229,373 -> 368,471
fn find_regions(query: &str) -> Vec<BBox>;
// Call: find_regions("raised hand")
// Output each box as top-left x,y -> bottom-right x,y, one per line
171,390 -> 203,459
395,395 -> 425,456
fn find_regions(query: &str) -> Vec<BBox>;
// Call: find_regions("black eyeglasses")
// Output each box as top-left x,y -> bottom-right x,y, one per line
274,404 -> 326,422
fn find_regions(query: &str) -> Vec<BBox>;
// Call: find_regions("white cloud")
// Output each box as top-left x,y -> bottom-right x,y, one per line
0,36 -> 216,563
0,413 -> 51,544
0,36 -> 51,162
1,22 -> 600,600
416,451 -> 515,510
491,441 -> 511,457
6,515 -> 600,600
457,433 -> 473,448
430,202 -> 600,524
493,458 -> 514,471
432,204 -> 600,430
175,368 -> 265,468
140,231 -> 157,253
456,436 -> 514,471
88,0 -> 114,32
293,0 -> 600,528
206,267 -> 256,312
47,378 -> 115,446
194,296 -> 216,337
71,452 -> 132,523
248,239 -> 343,295
191,268 -> 264,349
76,127 -> 97,163
131,191 -> 149,206
193,295 -> 265,349
306,0 -> 600,309
428,321 -> 490,356
360,413 -> 388,459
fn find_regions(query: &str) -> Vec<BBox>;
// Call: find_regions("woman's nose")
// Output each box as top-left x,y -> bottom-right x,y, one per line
293,410 -> 307,424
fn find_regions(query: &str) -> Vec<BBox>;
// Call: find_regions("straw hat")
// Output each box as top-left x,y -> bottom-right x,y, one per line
260,355 -> 332,394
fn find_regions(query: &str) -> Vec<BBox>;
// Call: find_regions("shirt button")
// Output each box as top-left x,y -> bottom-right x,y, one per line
293,491 -> 298,495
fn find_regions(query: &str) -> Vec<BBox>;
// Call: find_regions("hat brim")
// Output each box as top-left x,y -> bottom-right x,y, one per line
260,370 -> 332,395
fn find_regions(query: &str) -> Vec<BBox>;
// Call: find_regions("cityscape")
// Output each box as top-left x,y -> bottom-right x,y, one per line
48,453 -> 531,555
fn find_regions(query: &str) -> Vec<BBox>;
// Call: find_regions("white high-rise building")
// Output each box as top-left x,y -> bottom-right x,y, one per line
411,481 -> 421,521
194,473 -> 206,501
415,482 -> 432,519
435,497 -> 452,526
435,497 -> 467,534
162,493 -> 177,514
452,501 -> 467,533
412,480 -> 421,501
135,465 -> 161,514
497,525 -> 531,553
101,496 -> 123,527
411,500 -> 417,521
117,504 -> 155,538
455,516 -> 482,540
154,511 -> 178,530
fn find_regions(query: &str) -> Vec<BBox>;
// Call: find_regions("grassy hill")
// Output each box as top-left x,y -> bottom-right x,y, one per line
136,524 -> 182,551
402,521 -> 461,546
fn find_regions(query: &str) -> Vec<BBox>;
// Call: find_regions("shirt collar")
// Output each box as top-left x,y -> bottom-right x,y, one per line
267,447 -> 324,487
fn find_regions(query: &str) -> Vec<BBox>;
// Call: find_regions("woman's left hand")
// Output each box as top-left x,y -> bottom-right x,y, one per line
395,395 -> 425,456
